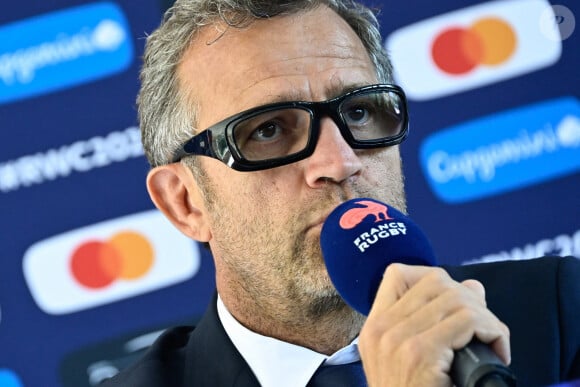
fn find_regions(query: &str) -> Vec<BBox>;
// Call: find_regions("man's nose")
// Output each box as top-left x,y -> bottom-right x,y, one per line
303,117 -> 363,187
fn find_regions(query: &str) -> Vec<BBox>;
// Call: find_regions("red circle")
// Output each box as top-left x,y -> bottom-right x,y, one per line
431,27 -> 482,75
70,241 -> 122,289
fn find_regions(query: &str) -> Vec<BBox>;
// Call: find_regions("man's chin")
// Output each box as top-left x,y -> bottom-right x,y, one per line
299,286 -> 344,316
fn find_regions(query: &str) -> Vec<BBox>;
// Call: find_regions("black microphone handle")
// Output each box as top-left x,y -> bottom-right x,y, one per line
450,339 -> 517,387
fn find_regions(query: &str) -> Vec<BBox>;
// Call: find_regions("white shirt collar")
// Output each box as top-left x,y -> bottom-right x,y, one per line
217,295 -> 360,387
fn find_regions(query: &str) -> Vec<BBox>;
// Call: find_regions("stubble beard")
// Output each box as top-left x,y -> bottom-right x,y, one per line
201,185 -> 353,324
287,228 -> 350,319
212,196 -> 351,323
193,156 -> 406,326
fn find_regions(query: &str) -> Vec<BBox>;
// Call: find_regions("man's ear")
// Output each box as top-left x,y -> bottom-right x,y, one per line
146,163 -> 211,243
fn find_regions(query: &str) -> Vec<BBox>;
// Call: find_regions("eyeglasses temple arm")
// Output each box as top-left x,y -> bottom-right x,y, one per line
171,130 -> 215,163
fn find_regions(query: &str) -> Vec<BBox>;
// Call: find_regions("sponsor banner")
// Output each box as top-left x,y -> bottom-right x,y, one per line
386,0 -> 561,100
0,2 -> 133,105
23,210 -> 200,315
0,369 -> 22,387
466,228 -> 580,264
420,97 -> 580,203
0,126 -> 143,193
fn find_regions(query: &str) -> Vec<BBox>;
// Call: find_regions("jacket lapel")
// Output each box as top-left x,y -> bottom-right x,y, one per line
184,293 -> 261,387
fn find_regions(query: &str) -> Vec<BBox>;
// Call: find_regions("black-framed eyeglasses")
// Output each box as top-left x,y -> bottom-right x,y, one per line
171,84 -> 409,171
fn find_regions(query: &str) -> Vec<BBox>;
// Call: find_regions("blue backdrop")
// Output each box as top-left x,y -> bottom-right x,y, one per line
0,1 -> 578,386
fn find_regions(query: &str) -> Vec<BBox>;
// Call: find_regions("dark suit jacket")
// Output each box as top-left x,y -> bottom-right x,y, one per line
101,256 -> 580,387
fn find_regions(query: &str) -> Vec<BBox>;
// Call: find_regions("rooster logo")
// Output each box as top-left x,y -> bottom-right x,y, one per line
339,200 -> 393,229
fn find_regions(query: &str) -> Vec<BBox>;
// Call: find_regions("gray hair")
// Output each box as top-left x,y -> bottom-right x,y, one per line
138,0 -> 393,168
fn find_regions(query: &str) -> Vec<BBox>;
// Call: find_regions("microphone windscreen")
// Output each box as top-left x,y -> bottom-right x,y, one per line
320,198 -> 437,315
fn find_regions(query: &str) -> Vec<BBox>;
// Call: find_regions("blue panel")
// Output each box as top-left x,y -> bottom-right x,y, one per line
0,2 -> 133,105
420,97 -> 580,203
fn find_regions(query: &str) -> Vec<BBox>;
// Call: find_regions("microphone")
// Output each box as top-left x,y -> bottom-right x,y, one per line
320,198 -> 516,387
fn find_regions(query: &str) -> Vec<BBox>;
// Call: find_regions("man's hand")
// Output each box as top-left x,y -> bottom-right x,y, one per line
358,264 -> 511,387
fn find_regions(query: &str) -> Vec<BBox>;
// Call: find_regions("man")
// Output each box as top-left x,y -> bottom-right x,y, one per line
102,0 -> 580,386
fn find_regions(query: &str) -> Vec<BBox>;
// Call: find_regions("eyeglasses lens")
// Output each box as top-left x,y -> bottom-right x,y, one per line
232,90 -> 404,162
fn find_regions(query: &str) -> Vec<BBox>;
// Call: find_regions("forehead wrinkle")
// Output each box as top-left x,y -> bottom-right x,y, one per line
230,41 -> 373,102
180,5 -> 378,129
233,63 -> 374,109
234,78 -> 373,109
242,51 -> 370,84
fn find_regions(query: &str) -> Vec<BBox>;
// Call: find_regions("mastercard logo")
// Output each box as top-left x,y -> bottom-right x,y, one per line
431,17 -> 517,75
70,231 -> 154,289
385,0 -> 561,100
23,210 -> 199,315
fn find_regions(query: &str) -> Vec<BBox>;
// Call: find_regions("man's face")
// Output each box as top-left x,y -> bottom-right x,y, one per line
177,5 -> 406,314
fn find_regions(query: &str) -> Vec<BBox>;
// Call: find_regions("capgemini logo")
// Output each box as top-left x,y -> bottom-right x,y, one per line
556,115 -> 580,147
92,19 -> 127,51
420,97 -> 580,203
0,2 -> 133,105
0,370 -> 22,387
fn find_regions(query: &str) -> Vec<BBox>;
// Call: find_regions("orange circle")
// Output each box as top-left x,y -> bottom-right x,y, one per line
469,17 -> 516,66
108,231 -> 154,280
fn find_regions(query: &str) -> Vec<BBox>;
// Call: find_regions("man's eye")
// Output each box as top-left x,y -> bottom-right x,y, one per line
250,122 -> 282,141
344,106 -> 370,124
